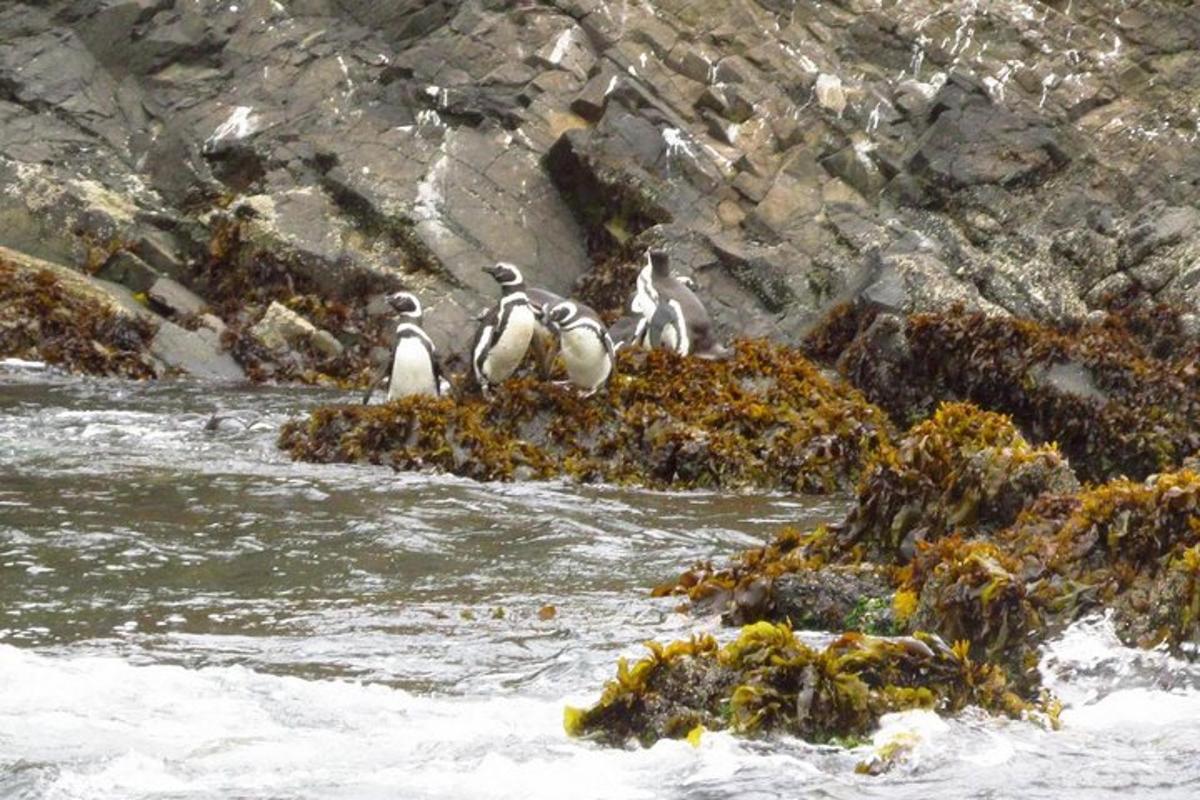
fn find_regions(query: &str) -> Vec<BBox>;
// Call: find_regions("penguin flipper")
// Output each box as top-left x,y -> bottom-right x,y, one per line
361,364 -> 390,405
471,317 -> 496,386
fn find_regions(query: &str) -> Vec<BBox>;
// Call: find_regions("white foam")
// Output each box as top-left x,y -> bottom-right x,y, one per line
0,645 -> 824,800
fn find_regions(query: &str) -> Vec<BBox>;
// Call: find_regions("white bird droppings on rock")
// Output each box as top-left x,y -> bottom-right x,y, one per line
815,74 -> 847,115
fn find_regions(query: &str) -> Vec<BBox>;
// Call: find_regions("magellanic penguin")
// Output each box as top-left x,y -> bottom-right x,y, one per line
608,314 -> 648,353
643,250 -> 730,359
545,300 -> 616,396
472,262 -> 537,396
361,292 -> 446,404
630,252 -> 660,330
646,298 -> 690,355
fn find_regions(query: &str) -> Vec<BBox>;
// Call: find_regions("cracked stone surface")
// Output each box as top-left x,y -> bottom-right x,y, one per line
2,0 -> 1199,370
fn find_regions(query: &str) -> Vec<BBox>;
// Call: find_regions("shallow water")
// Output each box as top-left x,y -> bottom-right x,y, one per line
2,365 -> 1199,799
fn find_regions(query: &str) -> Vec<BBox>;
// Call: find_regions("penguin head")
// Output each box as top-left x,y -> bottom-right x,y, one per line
545,300 -> 579,332
386,291 -> 423,319
483,262 -> 525,288
648,250 -> 670,278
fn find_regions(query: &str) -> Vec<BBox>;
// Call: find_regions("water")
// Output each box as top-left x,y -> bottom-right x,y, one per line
2,365 -> 1200,799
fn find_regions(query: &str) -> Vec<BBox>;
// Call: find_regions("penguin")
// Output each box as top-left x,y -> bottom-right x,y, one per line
608,314 -> 648,353
642,250 -> 730,359
361,291 -> 445,404
545,300 -> 616,396
625,251 -> 698,351
472,262 -> 537,396
630,253 -> 660,326
646,298 -> 690,355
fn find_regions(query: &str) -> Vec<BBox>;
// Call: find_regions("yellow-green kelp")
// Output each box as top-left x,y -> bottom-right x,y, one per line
564,621 -> 1042,748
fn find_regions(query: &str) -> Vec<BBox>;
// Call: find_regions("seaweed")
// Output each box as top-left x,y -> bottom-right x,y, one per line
566,621 -> 1037,748
816,303 -> 1200,483
193,211 -> 398,387
280,340 -> 894,492
620,418 -> 1200,748
0,257 -> 158,379
654,403 -> 1073,624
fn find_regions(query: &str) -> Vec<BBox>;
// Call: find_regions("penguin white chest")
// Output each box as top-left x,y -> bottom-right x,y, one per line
481,303 -> 536,383
631,265 -> 658,321
560,326 -> 612,391
388,337 -> 437,399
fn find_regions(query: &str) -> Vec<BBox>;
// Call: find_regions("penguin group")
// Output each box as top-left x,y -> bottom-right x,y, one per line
363,250 -> 725,404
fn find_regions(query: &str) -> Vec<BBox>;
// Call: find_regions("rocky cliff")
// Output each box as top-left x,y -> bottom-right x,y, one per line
3,0 -> 1199,376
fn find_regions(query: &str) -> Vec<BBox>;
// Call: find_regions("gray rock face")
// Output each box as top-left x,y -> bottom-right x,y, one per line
1,0 -> 1199,372
150,322 -> 246,382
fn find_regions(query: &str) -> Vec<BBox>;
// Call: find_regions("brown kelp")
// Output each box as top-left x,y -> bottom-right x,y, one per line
813,303 -> 1200,483
280,340 -> 893,492
655,403 -> 1073,630
598,404 -> 1200,750
0,256 -> 158,378
195,211 -> 399,386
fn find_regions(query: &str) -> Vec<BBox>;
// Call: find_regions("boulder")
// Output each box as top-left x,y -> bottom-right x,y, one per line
250,301 -> 344,358
149,322 -> 245,381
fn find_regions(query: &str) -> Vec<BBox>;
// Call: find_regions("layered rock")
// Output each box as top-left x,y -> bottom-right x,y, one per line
3,0 -> 1200,380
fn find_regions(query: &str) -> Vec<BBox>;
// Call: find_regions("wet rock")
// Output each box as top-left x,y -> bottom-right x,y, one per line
96,251 -> 160,294
250,301 -> 344,358
149,322 -> 245,381
771,569 -> 896,634
147,277 -> 206,319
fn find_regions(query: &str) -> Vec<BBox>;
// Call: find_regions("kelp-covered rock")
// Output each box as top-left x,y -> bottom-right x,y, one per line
583,407 -> 1200,749
279,340 -> 893,491
0,252 -> 157,379
820,304 -> 1200,483
191,212 -> 399,387
840,403 -> 1079,562
565,622 -> 1034,748
655,403 -> 1074,623
642,430 -> 1200,736
1005,470 -> 1200,651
